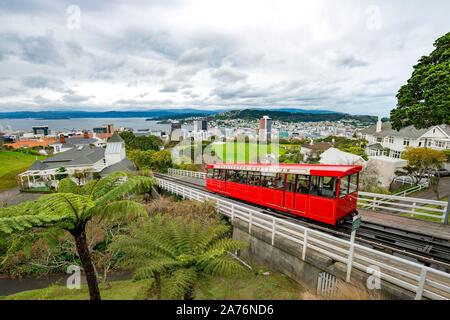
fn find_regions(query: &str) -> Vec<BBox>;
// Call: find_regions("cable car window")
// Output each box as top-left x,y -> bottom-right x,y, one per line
309,176 -> 337,199
234,170 -> 248,184
286,174 -> 296,192
349,173 -> 358,193
247,171 -> 261,186
207,168 -> 213,178
261,173 -> 284,190
226,170 -> 237,182
339,176 -> 349,198
296,175 -> 310,194
213,169 -> 225,181
261,172 -> 276,188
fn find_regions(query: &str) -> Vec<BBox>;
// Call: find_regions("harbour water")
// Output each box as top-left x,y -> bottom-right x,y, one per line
0,118 -> 190,133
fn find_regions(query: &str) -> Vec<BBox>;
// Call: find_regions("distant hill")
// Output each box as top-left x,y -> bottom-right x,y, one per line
209,109 -> 378,124
0,108 -> 380,124
0,109 -> 219,120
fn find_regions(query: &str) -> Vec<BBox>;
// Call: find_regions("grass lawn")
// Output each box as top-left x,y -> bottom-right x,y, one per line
2,271 -> 306,300
0,151 -> 45,192
211,142 -> 286,163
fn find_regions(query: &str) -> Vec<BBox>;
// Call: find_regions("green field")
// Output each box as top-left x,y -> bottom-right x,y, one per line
0,151 -> 44,191
3,271 -> 306,300
211,142 -> 287,163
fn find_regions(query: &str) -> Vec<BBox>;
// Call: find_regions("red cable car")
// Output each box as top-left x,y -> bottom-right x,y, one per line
205,163 -> 362,225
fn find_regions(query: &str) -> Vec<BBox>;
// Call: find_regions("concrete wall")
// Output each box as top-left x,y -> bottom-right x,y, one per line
232,218 -> 417,299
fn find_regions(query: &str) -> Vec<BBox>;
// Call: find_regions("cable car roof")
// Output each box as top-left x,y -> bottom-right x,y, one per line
209,163 -> 362,177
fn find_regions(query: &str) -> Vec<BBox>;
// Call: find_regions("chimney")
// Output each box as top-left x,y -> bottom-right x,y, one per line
83,131 -> 90,139
376,116 -> 382,133
59,134 -> 65,144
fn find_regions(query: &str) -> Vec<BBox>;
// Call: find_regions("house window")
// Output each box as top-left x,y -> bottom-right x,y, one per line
386,136 -> 394,144
403,138 -> 410,146
435,141 -> 445,148
391,151 -> 401,158
376,137 -> 383,142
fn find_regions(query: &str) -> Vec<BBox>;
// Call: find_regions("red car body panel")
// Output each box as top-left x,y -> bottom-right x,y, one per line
205,163 -> 362,225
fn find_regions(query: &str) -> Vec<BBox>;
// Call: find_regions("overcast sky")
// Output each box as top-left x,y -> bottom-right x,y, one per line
0,0 -> 448,115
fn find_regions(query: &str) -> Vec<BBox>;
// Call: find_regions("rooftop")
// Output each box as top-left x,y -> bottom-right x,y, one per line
29,145 -> 105,170
360,122 -> 450,138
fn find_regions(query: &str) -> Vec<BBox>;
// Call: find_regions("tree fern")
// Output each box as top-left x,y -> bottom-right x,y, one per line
110,217 -> 247,300
0,171 -> 155,300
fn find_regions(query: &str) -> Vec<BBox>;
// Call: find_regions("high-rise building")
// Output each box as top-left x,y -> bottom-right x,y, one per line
193,120 -> 208,132
258,116 -> 272,141
32,126 -> 49,136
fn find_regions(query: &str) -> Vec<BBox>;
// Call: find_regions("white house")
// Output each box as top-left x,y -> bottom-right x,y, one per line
358,117 -> 450,159
319,147 -> 366,166
19,132 -> 134,190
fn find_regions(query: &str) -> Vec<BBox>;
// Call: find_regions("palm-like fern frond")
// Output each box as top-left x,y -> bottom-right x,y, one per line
133,258 -> 181,280
57,178 -> 78,194
201,255 -> 246,276
110,217 -> 247,299
0,193 -> 93,234
93,174 -> 155,207
165,267 -> 198,299
84,200 -> 147,221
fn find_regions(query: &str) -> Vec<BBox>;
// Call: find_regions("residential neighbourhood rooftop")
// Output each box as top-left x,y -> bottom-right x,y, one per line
29,145 -> 105,170
360,122 -> 450,138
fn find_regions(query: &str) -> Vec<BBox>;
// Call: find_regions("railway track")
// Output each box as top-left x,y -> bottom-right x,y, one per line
154,173 -> 450,270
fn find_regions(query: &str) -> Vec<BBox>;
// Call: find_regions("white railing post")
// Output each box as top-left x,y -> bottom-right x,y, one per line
372,196 -> 377,211
411,202 -> 416,218
415,268 -> 427,300
302,229 -> 308,261
271,217 -> 276,245
346,230 -> 356,282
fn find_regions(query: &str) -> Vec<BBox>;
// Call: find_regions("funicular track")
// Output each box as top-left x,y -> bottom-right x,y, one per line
154,173 -> 450,270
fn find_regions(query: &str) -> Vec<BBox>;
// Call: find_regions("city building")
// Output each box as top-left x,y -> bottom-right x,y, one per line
93,124 -> 114,134
169,121 -> 183,142
258,116 -> 272,142
358,117 -> 450,159
18,132 -> 134,190
193,120 -> 208,132
32,126 -> 50,136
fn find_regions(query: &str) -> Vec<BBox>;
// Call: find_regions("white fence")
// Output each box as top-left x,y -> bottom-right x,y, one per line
167,168 -> 448,223
358,192 -> 447,223
392,182 -> 429,197
156,177 -> 450,300
317,272 -> 338,298
168,168 -> 206,179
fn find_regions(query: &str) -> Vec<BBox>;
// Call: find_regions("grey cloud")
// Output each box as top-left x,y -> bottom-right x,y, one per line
334,54 -> 368,68
159,83 -> 179,93
61,94 -> 91,103
211,67 -> 247,82
22,76 -> 65,90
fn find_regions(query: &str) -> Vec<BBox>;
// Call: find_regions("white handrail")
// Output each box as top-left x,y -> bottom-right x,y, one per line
156,177 -> 450,300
